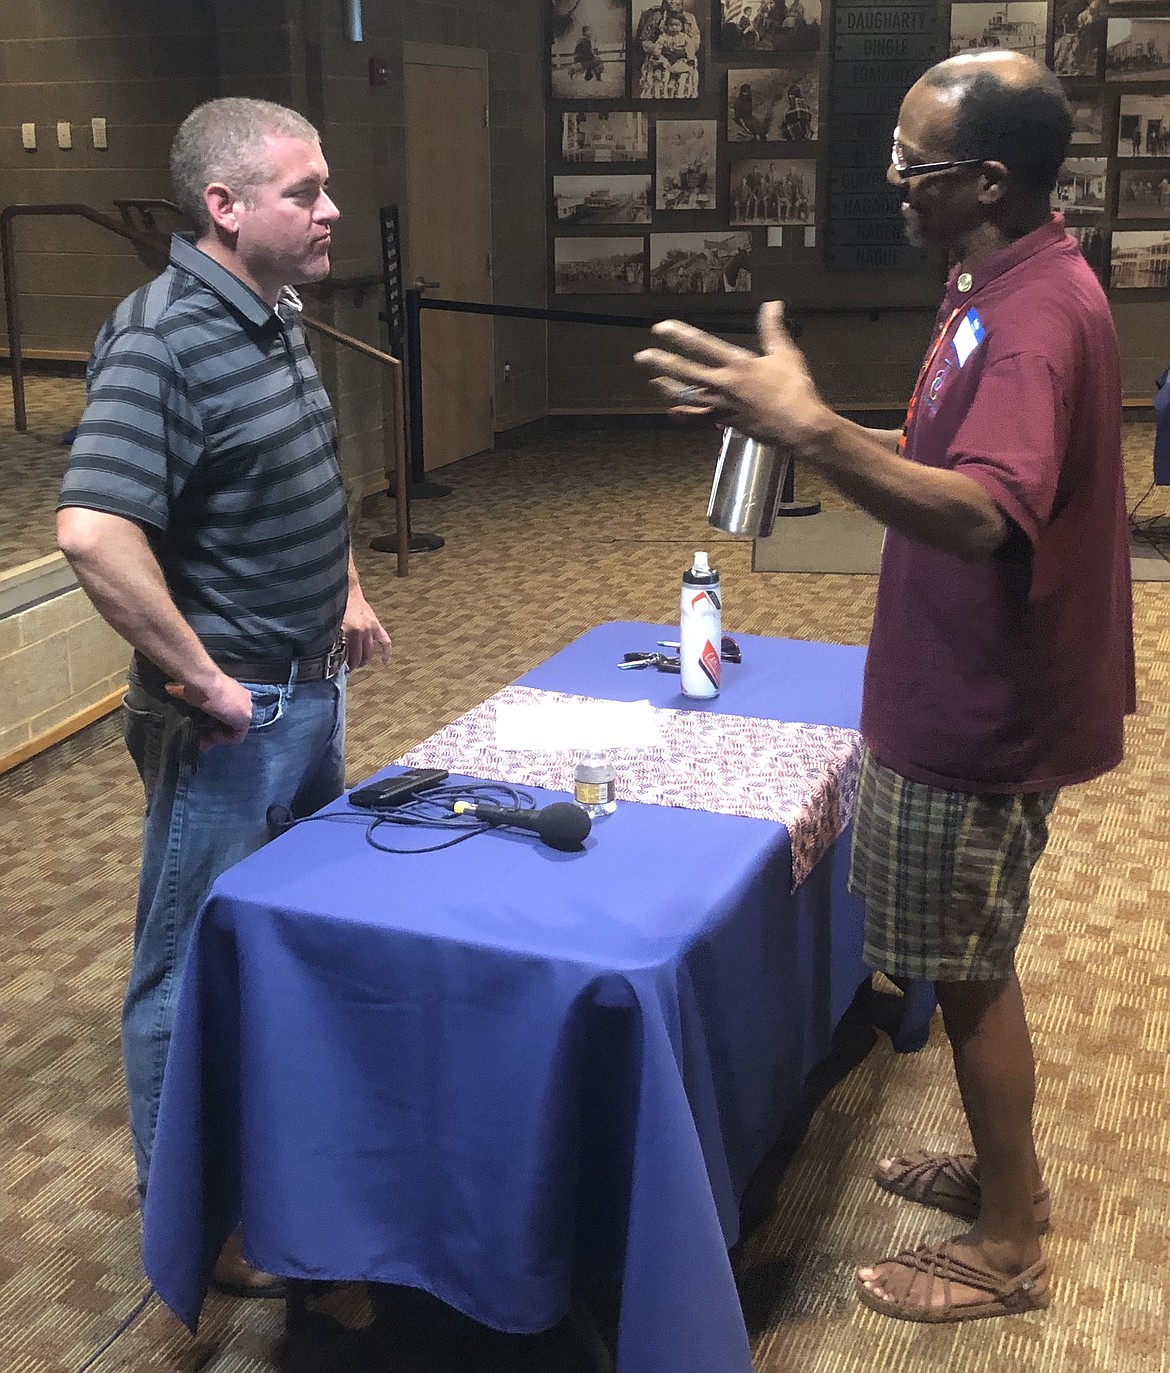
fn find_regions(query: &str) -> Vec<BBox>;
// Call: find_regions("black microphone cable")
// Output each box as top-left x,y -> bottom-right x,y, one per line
70,1284 -> 154,1373
269,782 -> 547,855
363,782 -> 539,854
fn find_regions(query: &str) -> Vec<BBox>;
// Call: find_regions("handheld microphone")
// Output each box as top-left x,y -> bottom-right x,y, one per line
452,800 -> 591,851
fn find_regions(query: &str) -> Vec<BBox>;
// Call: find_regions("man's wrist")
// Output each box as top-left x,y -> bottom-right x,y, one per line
789,408 -> 846,469
180,664 -> 226,704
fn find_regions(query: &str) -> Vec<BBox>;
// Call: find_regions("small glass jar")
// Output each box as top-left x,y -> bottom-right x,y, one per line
573,749 -> 617,817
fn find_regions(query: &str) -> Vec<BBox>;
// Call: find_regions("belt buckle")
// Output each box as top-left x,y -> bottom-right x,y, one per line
325,634 -> 347,679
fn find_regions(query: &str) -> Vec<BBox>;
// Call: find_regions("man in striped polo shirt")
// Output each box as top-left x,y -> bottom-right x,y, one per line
57,98 -> 392,1296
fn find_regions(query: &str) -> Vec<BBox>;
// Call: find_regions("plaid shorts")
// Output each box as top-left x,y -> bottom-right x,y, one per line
848,748 -> 1059,982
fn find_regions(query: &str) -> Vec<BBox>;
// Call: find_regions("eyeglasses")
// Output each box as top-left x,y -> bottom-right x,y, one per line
890,136 -> 984,182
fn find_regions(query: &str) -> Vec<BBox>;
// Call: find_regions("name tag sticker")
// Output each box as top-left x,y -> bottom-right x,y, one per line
952,308 -> 985,368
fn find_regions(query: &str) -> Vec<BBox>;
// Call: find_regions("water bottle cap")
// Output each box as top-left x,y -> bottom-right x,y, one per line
693,551 -> 710,573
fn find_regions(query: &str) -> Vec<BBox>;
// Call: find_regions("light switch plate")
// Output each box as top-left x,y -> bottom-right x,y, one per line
91,117 -> 108,150
21,123 -> 36,151
56,121 -> 72,150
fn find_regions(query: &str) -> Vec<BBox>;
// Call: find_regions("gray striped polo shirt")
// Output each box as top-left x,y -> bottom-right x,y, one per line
59,234 -> 349,662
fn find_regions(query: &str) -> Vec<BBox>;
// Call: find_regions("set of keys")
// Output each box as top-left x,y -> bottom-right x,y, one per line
619,651 -> 680,673
617,636 -> 743,672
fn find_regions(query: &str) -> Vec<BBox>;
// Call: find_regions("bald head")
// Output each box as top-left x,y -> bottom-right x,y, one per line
929,47 -> 1050,93
919,49 -> 1071,198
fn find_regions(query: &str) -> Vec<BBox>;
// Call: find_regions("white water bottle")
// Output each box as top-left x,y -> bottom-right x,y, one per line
680,551 -> 721,699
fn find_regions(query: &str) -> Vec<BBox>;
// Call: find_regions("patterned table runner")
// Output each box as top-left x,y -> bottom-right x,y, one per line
398,685 -> 863,890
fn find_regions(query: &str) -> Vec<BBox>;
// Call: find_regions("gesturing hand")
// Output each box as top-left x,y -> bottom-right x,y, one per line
634,301 -> 833,452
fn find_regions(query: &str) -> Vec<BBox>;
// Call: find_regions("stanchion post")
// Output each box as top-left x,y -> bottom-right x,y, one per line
368,287 -> 444,556
405,287 -> 424,484
401,287 -> 451,500
2,208 -> 28,432
774,451 -> 821,518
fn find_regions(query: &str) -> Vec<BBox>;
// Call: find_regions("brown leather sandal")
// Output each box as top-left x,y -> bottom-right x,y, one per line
212,1229 -> 288,1300
855,1242 -> 1050,1323
874,1150 -> 1051,1233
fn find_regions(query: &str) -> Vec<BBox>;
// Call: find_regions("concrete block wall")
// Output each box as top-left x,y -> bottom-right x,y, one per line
0,0 -> 219,359
0,564 -> 127,772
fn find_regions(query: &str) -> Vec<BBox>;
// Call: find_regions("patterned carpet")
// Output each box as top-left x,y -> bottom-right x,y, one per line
2,386 -> 1169,1373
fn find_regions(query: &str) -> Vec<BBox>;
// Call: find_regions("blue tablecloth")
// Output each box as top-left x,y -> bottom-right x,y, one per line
143,622 -> 932,1373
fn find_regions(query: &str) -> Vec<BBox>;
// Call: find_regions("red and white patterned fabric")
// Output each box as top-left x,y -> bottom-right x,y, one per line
398,686 -> 863,890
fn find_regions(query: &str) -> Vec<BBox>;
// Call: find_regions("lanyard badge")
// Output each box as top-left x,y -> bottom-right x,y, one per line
898,306 -> 986,454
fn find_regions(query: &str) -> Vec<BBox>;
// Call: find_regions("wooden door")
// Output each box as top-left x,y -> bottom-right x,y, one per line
404,57 -> 494,470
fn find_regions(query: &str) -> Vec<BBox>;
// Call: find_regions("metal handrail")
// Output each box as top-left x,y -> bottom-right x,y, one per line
111,197 -> 190,233
1,201 -> 409,575
2,203 -> 170,431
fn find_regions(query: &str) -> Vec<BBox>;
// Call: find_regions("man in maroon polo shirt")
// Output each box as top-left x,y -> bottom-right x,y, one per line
636,50 -> 1134,1322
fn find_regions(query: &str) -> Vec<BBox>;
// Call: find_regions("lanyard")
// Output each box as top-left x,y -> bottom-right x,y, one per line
899,305 -> 962,455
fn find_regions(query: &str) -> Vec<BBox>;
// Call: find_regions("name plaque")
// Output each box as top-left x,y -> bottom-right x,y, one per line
826,0 -> 939,272
833,35 -> 939,63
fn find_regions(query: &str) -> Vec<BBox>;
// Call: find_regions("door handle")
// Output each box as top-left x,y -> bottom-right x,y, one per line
413,277 -> 441,292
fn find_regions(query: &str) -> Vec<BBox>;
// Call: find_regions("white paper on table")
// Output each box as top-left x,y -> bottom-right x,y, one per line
493,697 -> 664,752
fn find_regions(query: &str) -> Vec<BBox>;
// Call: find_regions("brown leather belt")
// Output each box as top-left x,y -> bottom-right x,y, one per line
216,635 -> 347,684
133,635 -> 347,688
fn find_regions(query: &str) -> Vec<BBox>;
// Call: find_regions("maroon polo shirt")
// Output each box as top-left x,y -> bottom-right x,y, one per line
861,215 -> 1135,793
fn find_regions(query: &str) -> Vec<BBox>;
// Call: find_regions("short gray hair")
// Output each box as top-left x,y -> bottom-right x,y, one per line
170,98 -> 320,234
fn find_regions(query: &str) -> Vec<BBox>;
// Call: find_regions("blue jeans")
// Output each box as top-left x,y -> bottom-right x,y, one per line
121,660 -> 347,1199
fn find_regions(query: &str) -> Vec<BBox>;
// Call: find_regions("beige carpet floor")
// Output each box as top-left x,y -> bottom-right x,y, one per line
1,384 -> 1169,1373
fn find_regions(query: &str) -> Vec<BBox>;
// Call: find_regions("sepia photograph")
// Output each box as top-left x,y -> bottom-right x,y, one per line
549,0 -> 628,100
1119,95 -> 1170,156
649,231 -> 752,292
1052,157 -> 1108,213
1106,17 -> 1170,80
1053,0 -> 1106,77
1068,92 -> 1105,145
632,0 -> 706,99
655,120 -> 717,209
949,3 -> 1047,62
562,112 -> 649,162
553,174 -> 651,224
718,0 -> 821,54
727,67 -> 818,142
1110,228 -> 1170,287
729,158 -> 815,226
1117,167 -> 1170,218
554,237 -> 645,293
1067,224 -> 1107,276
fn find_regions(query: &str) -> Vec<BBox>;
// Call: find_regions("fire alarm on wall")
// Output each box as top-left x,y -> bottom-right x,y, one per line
368,56 -> 388,86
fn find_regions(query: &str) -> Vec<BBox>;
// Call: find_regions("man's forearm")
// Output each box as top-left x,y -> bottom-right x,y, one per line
860,426 -> 903,454
57,508 -> 221,689
798,414 -> 1009,559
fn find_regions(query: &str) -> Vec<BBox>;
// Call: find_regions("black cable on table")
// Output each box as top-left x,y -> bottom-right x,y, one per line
271,781 -> 541,855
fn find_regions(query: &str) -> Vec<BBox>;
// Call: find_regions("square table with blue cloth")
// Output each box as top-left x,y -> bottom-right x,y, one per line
142,622 -> 933,1373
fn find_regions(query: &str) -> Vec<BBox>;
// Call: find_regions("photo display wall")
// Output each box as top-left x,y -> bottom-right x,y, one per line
546,1 -> 1170,299
826,0 -> 940,268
